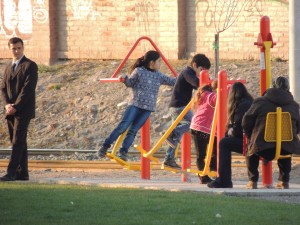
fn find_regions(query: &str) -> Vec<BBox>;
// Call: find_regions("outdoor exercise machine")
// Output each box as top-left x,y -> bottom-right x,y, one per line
99,36 -> 178,179
254,15 -> 276,188
99,36 -> 250,182
134,70 -> 212,181
138,70 -> 246,180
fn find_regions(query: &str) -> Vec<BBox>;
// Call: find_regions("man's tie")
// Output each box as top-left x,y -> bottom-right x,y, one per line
12,63 -> 16,72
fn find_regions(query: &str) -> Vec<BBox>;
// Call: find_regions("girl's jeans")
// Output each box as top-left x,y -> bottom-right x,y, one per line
103,105 -> 151,153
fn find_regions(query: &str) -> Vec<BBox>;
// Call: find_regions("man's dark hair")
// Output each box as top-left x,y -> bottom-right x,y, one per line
8,37 -> 24,47
273,76 -> 290,91
190,54 -> 211,70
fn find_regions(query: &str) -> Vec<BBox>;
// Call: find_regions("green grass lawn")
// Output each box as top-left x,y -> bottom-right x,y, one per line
0,183 -> 299,225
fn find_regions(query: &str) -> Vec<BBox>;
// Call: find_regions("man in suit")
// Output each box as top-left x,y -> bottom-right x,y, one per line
0,37 -> 38,181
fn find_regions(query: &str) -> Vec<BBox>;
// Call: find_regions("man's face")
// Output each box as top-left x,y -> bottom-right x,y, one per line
9,42 -> 24,60
192,62 -> 205,77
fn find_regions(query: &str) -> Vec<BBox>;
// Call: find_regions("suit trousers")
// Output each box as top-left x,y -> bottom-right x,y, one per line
6,116 -> 31,177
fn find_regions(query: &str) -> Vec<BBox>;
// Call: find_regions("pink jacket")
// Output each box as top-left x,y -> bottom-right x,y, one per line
190,91 -> 217,134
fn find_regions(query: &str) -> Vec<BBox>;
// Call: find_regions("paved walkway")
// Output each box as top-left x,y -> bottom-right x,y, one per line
33,176 -> 300,198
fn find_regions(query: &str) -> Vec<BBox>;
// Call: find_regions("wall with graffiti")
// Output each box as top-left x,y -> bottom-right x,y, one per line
193,0 -> 289,60
0,0 -> 291,63
0,0 -> 48,40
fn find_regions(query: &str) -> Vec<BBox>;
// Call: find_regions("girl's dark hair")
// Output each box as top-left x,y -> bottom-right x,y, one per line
192,84 -> 213,111
129,50 -> 160,74
227,82 -> 253,127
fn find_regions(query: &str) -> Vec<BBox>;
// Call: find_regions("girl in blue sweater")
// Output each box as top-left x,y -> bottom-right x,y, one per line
98,50 -> 176,161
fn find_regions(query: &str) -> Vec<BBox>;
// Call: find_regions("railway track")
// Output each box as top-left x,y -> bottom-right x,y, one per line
0,159 -> 247,171
1,149 -> 299,171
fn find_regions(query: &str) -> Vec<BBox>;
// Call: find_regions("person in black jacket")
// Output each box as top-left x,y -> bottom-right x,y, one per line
208,82 -> 253,188
0,37 -> 38,181
242,76 -> 300,189
163,54 -> 211,169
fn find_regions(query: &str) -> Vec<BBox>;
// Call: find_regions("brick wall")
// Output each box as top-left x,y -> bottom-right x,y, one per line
0,0 -> 290,64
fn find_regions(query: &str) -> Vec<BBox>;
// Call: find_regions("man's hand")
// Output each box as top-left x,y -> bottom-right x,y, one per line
5,104 -> 16,115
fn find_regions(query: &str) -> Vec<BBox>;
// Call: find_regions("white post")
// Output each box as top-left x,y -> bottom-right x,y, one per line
289,0 -> 300,103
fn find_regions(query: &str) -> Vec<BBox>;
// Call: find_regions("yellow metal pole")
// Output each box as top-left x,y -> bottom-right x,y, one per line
264,41 -> 273,89
275,107 -> 282,160
141,100 -> 192,158
111,129 -> 128,155
199,95 -> 218,177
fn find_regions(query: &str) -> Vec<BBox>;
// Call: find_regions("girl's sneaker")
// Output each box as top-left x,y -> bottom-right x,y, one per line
117,152 -> 128,161
98,146 -> 108,158
163,158 -> 181,169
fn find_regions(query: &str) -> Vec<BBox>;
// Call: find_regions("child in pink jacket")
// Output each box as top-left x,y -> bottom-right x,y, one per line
190,82 -> 217,184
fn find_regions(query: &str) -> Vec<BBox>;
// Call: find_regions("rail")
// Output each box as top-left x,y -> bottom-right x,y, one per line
0,158 -> 246,171
1,155 -> 300,171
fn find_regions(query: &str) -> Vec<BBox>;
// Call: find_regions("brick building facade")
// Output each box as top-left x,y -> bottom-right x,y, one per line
0,0 -> 289,64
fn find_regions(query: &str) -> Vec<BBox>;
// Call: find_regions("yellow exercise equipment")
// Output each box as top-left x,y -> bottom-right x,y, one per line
264,107 -> 293,160
106,129 -> 141,170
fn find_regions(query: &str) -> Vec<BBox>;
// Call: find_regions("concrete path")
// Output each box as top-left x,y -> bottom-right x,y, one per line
32,176 -> 300,198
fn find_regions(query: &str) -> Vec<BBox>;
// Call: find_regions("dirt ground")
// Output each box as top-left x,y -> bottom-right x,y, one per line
0,58 -> 290,151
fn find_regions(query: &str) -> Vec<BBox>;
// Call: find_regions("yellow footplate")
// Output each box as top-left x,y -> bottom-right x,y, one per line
187,168 -> 217,178
161,165 -> 182,173
134,145 -> 160,163
106,153 -> 141,171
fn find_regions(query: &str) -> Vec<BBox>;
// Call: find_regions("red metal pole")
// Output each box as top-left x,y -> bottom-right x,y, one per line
260,16 -> 270,41
141,118 -> 151,179
99,78 -> 125,83
227,80 -> 246,85
181,133 -> 191,182
111,36 -> 177,78
181,70 -> 210,182
254,16 -> 274,187
255,16 -> 270,96
199,70 -> 210,86
217,70 -> 228,175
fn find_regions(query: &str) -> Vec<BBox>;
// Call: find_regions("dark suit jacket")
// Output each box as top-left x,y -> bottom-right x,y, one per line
1,56 -> 38,119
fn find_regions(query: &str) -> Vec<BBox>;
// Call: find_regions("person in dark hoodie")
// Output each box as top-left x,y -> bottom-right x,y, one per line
207,82 -> 253,188
242,76 -> 300,189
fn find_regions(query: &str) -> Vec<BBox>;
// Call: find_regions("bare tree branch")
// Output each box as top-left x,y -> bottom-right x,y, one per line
214,0 -> 251,34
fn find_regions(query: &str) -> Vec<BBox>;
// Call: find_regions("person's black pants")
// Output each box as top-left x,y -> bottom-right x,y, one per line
6,116 -> 31,178
191,129 -> 216,171
246,152 -> 291,182
218,136 -> 243,185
